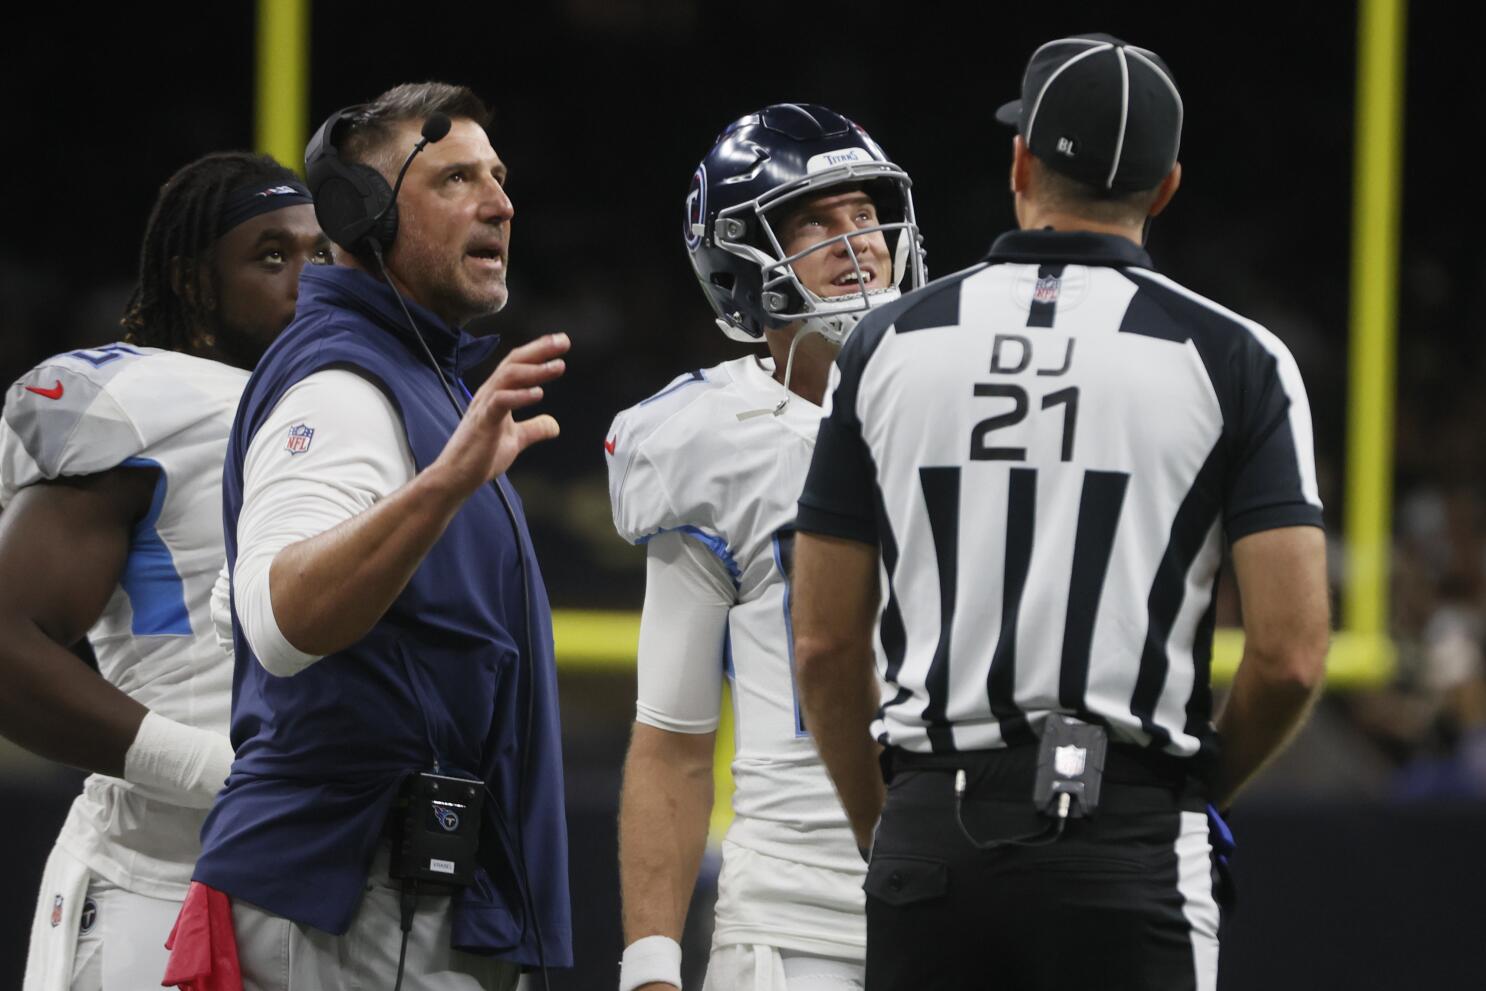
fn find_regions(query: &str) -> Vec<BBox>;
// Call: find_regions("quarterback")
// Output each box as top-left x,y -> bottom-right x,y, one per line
606,104 -> 925,991
0,152 -> 330,989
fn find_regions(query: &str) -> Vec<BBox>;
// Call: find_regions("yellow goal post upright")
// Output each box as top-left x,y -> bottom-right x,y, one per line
1213,0 -> 1405,689
254,0 -> 309,176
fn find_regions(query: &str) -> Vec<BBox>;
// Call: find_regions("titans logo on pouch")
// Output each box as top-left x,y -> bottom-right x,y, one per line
432,803 -> 461,832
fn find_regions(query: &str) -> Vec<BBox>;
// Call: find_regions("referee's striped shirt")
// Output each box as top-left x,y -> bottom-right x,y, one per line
795,229 -> 1323,760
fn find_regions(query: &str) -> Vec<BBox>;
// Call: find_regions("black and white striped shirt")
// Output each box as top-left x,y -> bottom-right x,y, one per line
796,230 -> 1323,759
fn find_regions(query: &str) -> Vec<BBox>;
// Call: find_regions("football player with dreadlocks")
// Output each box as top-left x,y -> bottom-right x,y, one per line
0,151 -> 331,991
605,105 -> 925,991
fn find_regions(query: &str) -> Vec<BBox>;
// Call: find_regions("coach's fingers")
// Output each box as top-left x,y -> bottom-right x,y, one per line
498,333 -> 571,370
489,357 -> 566,391
513,414 -> 560,451
477,387 -> 545,417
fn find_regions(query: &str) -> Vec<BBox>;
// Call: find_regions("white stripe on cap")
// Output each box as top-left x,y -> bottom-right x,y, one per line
1126,47 -> 1186,152
1105,46 -> 1132,189
1025,42 -> 1113,152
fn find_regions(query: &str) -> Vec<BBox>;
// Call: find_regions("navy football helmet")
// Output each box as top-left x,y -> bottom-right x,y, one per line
685,104 -> 925,345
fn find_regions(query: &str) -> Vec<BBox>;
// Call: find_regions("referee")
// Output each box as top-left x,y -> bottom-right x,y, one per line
791,33 -> 1329,990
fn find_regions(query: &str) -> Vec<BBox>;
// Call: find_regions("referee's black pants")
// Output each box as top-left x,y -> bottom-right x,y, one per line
865,746 -> 1220,991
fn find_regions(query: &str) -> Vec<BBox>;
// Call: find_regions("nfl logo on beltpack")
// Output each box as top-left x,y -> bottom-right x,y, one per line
1033,274 -> 1061,305
1054,744 -> 1087,778
285,424 -> 314,455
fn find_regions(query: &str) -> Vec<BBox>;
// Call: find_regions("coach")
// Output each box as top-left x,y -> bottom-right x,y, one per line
791,34 -> 1328,990
190,83 -> 571,989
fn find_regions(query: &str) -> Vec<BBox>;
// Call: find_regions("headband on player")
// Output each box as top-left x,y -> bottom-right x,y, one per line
216,178 -> 314,239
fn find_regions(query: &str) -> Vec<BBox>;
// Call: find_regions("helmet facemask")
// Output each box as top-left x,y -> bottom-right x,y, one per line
712,162 -> 925,349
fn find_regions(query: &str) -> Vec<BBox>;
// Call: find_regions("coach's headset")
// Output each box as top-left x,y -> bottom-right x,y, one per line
304,104 -> 450,261
305,107 -> 551,989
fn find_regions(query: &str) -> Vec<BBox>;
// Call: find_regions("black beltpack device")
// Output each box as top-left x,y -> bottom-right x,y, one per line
389,771 -> 484,887
1032,715 -> 1108,819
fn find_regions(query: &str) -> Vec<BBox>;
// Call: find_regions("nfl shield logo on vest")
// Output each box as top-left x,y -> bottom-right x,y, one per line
285,423 -> 315,455
1054,744 -> 1087,778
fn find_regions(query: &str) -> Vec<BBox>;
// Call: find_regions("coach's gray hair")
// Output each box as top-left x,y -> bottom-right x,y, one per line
340,82 -> 493,180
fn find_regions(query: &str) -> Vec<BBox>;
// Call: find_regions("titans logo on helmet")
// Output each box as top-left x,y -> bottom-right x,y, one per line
684,166 -> 707,251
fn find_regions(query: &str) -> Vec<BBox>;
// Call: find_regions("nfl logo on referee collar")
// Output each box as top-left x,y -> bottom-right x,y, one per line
1033,273 -> 1061,305
1054,744 -> 1087,778
285,423 -> 315,455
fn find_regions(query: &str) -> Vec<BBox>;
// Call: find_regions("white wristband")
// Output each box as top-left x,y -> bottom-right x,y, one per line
619,934 -> 682,991
123,711 -> 235,809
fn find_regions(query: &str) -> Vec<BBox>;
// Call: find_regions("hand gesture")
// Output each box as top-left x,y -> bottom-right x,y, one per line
434,333 -> 569,496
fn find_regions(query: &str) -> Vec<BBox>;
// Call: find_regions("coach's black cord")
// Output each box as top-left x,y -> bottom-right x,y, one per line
373,240 -> 552,991
953,769 -> 1068,849
393,880 -> 417,991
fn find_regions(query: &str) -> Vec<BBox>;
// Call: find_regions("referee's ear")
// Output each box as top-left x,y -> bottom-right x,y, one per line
1148,162 -> 1183,218
1010,135 -> 1035,197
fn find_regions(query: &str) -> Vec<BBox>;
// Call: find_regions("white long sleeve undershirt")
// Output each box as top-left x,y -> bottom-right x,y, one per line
634,530 -> 736,734
222,368 -> 416,677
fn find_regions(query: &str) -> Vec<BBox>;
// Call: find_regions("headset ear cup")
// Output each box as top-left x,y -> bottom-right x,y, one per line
374,199 -> 399,254
311,172 -> 371,249
308,160 -> 397,258
350,163 -> 397,254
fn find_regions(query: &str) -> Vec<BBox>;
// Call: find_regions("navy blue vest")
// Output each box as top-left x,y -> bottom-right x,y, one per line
195,265 -> 571,965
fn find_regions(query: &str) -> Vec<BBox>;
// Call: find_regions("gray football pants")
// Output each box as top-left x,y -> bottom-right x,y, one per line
232,847 -> 519,991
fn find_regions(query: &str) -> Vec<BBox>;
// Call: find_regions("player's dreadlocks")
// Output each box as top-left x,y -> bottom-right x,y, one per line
121,152 -> 303,352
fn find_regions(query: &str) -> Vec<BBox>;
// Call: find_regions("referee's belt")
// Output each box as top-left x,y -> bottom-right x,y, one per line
884,741 -> 1208,810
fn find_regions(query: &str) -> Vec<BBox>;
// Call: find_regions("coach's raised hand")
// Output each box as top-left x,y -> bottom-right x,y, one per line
431,332 -> 569,497
265,336 -> 569,660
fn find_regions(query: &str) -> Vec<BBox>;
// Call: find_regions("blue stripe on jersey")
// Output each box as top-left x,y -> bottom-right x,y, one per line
119,457 -> 191,636
638,369 -> 706,407
771,530 -> 808,738
638,525 -> 742,587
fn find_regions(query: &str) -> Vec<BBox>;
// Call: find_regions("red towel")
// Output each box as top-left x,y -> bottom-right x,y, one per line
161,881 -> 242,990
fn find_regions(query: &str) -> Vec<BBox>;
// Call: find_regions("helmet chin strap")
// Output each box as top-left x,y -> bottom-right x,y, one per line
740,317 -> 855,421
736,321 -> 825,421
734,284 -> 900,421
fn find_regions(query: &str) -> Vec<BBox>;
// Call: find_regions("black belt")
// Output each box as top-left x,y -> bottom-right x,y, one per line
885,741 -> 1207,797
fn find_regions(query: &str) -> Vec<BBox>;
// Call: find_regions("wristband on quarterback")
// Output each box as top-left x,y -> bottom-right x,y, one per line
619,934 -> 682,991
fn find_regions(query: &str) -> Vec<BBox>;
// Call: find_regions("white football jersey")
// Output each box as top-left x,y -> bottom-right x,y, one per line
0,343 -> 246,899
608,354 -> 867,955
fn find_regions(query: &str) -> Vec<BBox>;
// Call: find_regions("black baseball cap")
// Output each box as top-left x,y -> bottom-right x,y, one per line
995,33 -> 1183,193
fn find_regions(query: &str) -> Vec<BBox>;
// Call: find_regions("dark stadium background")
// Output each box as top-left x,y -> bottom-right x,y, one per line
3,3 -> 1482,987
